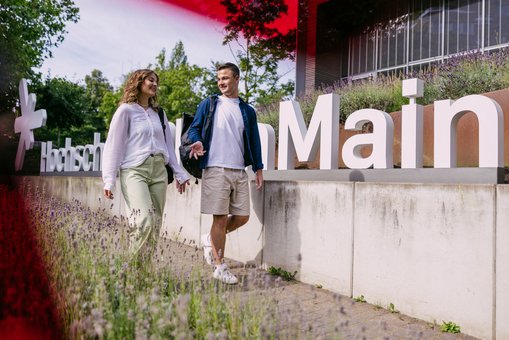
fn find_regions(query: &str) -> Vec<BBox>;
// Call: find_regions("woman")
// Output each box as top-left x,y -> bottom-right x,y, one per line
102,69 -> 190,258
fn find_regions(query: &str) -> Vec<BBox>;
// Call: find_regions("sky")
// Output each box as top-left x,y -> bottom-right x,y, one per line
38,0 -> 296,88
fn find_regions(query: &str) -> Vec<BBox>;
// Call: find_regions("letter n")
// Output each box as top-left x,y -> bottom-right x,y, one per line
434,95 -> 503,168
278,94 -> 340,170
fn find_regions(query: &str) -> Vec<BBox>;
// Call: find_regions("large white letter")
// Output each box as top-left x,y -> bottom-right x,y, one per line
258,123 -> 275,170
278,94 -> 340,170
401,78 -> 424,168
342,109 -> 394,169
434,95 -> 504,168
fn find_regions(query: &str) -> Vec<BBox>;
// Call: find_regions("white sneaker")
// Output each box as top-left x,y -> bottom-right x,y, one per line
201,233 -> 214,265
213,263 -> 238,284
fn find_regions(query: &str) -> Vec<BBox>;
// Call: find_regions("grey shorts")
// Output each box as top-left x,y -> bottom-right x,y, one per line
201,167 -> 250,216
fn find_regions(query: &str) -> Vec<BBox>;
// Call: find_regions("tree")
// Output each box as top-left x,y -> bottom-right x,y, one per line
0,0 -> 79,110
220,0 -> 296,105
34,77 -> 91,146
84,69 -> 112,138
99,88 -> 123,130
154,42 -> 213,121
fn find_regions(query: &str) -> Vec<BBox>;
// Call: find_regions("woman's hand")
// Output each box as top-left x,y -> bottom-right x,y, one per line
176,179 -> 190,194
104,189 -> 114,199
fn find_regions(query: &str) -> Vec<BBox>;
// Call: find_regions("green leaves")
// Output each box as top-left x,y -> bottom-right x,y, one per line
0,0 -> 79,109
440,321 -> 461,333
267,266 -> 297,281
220,0 -> 295,105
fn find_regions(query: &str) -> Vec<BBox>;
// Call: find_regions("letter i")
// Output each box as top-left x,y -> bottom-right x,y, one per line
401,79 -> 424,168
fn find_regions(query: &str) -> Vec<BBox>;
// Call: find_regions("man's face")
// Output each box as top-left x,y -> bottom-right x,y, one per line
217,68 -> 239,98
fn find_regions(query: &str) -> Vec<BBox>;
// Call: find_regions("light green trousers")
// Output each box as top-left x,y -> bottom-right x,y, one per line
120,154 -> 167,257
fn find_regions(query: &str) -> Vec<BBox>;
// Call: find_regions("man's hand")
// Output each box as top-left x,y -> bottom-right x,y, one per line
104,189 -> 114,199
176,179 -> 190,194
255,169 -> 263,190
189,141 -> 205,160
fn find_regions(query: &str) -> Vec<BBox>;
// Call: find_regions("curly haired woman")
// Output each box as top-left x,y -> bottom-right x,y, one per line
102,69 -> 190,259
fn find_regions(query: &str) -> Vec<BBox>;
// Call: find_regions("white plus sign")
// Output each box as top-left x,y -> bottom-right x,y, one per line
14,79 -> 47,171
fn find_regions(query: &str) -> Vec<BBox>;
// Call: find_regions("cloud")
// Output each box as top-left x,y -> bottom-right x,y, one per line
38,0 -> 233,86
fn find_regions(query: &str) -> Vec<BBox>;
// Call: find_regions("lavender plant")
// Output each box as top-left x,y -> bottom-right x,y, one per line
16,182 -> 313,339
258,48 -> 509,137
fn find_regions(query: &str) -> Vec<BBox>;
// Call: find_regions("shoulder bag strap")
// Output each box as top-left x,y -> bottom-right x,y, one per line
158,107 -> 167,142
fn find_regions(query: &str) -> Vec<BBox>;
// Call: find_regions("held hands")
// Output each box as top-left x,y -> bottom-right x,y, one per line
189,141 -> 205,160
176,179 -> 190,194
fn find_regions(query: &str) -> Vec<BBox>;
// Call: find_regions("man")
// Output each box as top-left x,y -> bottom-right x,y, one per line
187,62 -> 264,284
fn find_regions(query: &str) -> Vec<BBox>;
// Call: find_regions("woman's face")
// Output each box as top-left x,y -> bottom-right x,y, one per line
140,73 -> 158,98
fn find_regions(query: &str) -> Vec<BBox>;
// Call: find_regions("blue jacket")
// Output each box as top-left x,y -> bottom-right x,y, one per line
187,94 -> 264,172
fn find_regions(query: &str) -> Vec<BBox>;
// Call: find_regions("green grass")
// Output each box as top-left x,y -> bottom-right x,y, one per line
440,321 -> 461,333
353,295 -> 366,303
267,266 -> 297,281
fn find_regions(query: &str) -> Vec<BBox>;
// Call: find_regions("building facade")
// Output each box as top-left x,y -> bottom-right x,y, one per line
296,0 -> 509,95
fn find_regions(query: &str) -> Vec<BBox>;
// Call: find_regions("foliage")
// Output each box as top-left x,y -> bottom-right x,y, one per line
267,266 -> 297,281
84,69 -> 113,129
0,0 -> 79,110
353,295 -> 366,303
388,302 -> 399,313
433,50 -> 509,100
34,76 -> 91,146
257,48 -> 509,139
153,42 -> 214,122
440,321 -> 461,333
99,87 -> 123,130
220,0 -> 296,105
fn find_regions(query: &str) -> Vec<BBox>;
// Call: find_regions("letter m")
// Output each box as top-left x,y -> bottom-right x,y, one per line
278,94 -> 340,170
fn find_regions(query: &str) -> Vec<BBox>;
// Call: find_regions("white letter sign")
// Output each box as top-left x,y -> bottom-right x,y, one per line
278,94 -> 340,170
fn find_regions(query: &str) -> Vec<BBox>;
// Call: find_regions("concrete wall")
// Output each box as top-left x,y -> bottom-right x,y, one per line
496,185 -> 509,340
353,183 -> 495,339
20,175 -> 509,340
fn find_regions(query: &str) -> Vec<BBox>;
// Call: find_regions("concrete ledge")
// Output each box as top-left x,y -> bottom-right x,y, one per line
262,168 -> 506,184
40,171 -> 102,177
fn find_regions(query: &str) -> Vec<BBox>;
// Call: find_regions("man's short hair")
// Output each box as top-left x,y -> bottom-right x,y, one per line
217,62 -> 240,78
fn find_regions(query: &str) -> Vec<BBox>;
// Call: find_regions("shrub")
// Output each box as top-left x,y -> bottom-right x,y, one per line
257,48 -> 509,135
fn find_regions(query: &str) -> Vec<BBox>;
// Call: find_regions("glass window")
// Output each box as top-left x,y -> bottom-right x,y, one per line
502,2 -> 509,43
335,0 -> 509,82
486,0 -> 501,46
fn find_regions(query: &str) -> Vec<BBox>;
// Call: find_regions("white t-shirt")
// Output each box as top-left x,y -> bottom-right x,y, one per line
207,96 -> 245,169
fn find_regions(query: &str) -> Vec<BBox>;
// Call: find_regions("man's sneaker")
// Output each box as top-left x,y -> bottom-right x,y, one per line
201,233 -> 214,265
213,263 -> 238,284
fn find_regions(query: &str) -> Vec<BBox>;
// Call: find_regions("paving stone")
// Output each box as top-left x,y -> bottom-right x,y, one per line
157,237 -> 478,339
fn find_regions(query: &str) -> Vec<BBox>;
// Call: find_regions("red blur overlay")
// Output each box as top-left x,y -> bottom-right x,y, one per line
0,187 -> 62,339
157,0 -> 297,33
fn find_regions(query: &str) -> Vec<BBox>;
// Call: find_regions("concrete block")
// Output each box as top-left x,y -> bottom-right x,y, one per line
162,181 -> 202,246
263,181 -> 354,296
223,180 -> 264,265
353,183 -> 495,340
497,185 -> 509,340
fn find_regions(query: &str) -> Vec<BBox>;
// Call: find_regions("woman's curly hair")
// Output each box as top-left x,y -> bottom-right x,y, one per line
120,69 -> 159,109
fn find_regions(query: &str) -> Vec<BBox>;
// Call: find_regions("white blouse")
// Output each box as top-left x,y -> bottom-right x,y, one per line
102,103 -> 190,191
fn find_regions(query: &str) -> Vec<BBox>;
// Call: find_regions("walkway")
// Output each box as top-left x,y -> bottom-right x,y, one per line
158,237 -> 478,340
